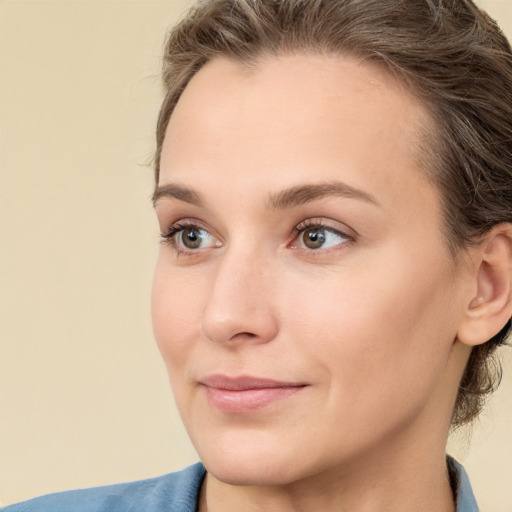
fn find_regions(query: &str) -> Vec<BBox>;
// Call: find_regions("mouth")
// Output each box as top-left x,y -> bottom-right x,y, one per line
199,375 -> 308,413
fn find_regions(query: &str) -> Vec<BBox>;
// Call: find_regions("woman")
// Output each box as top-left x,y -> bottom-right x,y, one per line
5,0 -> 512,511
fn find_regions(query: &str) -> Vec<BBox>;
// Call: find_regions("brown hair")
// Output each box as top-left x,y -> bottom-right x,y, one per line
155,0 -> 512,427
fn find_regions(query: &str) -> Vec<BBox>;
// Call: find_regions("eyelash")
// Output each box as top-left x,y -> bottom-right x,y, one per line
160,221 -> 193,242
159,218 -> 354,256
159,219 -> 210,255
291,218 -> 354,251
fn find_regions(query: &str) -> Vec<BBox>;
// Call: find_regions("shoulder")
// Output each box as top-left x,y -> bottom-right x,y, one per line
3,463 -> 206,512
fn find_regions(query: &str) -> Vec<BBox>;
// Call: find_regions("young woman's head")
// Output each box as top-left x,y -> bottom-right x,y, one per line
150,0 -> 512,496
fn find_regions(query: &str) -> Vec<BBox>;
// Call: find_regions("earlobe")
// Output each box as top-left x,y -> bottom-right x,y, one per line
457,224 -> 512,347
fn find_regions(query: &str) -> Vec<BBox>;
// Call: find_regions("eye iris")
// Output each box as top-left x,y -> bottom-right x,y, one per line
303,228 -> 326,249
181,227 -> 202,249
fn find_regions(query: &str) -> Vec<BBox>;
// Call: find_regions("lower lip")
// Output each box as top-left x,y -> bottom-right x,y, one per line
203,386 -> 304,413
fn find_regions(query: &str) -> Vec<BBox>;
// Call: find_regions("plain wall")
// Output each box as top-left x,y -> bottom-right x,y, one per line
1,0 -> 511,509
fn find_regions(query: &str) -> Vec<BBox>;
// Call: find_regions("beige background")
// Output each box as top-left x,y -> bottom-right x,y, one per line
0,0 -> 511,509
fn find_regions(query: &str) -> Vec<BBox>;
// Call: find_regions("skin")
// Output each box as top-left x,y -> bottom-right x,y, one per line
152,54 -> 478,512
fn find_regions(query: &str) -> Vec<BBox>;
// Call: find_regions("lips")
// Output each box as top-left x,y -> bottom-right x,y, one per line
199,375 -> 307,413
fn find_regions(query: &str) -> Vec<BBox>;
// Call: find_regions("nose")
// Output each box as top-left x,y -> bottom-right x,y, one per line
200,247 -> 279,347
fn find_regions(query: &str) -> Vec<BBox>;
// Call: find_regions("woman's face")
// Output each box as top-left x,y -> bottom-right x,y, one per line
152,55 -> 471,486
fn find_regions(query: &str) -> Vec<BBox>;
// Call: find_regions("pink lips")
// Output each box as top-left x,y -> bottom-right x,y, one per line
200,375 -> 306,413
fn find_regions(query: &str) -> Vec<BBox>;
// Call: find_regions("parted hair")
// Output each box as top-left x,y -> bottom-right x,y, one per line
155,0 -> 512,427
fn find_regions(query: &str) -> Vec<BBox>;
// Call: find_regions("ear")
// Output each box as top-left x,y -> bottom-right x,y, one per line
457,224 -> 512,347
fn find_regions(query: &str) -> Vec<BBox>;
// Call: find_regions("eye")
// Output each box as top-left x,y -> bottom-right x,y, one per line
299,227 -> 347,249
179,226 -> 210,249
291,220 -> 353,251
161,222 -> 220,253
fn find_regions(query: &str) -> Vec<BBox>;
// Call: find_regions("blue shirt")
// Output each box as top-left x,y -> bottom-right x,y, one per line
3,458 -> 479,511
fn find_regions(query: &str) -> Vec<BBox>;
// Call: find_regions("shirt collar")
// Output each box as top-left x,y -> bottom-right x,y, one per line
447,457 -> 479,512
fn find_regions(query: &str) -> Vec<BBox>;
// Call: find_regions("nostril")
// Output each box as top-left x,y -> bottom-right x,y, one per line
230,331 -> 258,340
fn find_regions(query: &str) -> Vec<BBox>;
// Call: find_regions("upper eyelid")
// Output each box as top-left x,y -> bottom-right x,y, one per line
293,218 -> 357,238
161,218 -> 212,235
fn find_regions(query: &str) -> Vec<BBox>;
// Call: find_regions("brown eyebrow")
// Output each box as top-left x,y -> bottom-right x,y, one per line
267,182 -> 380,209
153,181 -> 380,209
152,183 -> 203,208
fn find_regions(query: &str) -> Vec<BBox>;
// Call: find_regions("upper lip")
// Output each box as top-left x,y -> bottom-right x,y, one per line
199,374 -> 307,390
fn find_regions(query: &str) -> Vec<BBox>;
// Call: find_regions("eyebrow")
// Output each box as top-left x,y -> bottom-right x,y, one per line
152,181 -> 380,209
152,183 -> 203,208
267,181 -> 380,209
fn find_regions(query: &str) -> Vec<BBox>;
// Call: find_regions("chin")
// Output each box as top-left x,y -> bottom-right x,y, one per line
192,428 -> 309,486
205,457 -> 300,487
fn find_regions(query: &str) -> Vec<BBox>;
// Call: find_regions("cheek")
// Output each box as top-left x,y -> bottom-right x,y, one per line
151,257 -> 202,371
282,251 -> 458,402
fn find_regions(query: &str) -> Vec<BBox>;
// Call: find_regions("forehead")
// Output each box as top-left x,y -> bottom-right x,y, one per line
160,53 -> 439,220
162,53 -> 432,170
